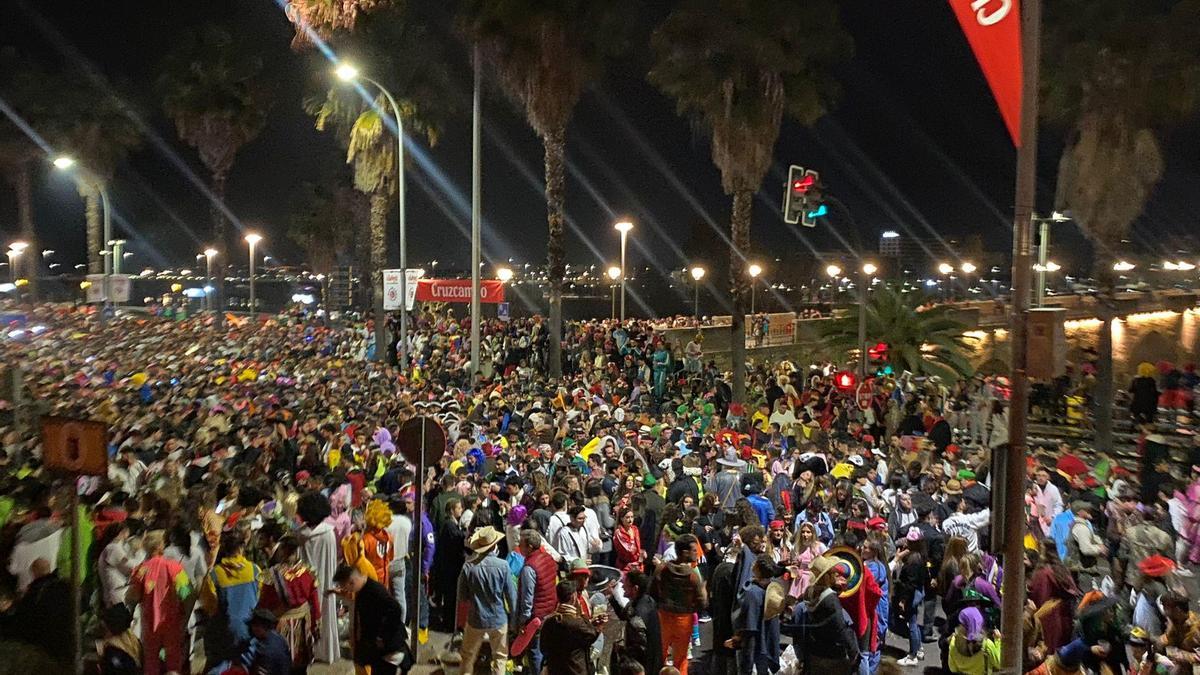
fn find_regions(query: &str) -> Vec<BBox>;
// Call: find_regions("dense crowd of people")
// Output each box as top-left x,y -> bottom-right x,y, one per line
0,303 -> 1198,675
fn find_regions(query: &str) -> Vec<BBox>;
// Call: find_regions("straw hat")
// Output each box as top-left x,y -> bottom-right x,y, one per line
467,526 -> 504,555
764,581 -> 789,620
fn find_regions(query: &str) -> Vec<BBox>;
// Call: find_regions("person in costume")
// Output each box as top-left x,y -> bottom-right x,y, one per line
257,534 -> 322,671
126,530 -> 194,675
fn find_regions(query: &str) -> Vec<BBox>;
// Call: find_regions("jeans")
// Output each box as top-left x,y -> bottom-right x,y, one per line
529,633 -> 543,675
390,558 -> 407,623
405,558 -> 429,628
737,633 -> 771,674
908,589 -> 925,657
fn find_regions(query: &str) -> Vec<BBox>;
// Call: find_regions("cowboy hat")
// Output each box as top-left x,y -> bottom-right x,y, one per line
943,479 -> 963,495
809,554 -> 847,589
716,447 -> 746,468
467,526 -> 504,554
764,581 -> 789,620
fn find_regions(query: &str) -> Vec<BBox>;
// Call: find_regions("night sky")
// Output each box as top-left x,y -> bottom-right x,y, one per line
3,0 -> 1200,282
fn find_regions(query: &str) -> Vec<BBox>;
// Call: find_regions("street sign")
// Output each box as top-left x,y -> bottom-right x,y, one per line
329,266 -> 354,308
383,269 -> 422,311
41,416 -> 109,476
84,274 -> 131,303
396,416 -> 447,467
497,302 -> 510,322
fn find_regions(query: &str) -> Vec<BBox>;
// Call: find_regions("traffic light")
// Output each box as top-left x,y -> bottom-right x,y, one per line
783,165 -> 813,224
801,172 -> 825,228
834,370 -> 856,390
867,342 -> 891,377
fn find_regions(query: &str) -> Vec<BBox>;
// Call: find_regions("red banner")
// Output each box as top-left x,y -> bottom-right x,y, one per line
950,0 -> 1022,145
414,279 -> 506,304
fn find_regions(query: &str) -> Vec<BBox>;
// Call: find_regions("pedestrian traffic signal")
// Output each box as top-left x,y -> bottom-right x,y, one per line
867,342 -> 888,361
783,165 -> 812,225
801,172 -> 825,228
834,370 -> 856,390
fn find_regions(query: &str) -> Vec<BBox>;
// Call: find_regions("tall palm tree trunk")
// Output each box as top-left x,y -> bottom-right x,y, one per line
369,190 -> 390,363
544,126 -> 567,379
729,189 -> 752,404
13,163 -> 38,299
211,172 -> 228,327
83,186 -> 103,276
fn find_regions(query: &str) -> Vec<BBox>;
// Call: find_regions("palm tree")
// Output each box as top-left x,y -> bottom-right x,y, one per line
158,23 -> 272,320
650,0 -> 852,403
302,6 -> 451,362
1043,0 -> 1200,449
288,180 -> 369,276
459,0 -> 633,378
820,285 -> 974,382
52,71 -> 142,276
0,49 -> 44,296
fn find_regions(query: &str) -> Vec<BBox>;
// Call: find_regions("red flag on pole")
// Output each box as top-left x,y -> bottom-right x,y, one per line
949,0 -> 1023,145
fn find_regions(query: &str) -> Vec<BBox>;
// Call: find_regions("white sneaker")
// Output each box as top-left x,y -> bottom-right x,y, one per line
918,649 -> 926,660
898,656 -> 918,666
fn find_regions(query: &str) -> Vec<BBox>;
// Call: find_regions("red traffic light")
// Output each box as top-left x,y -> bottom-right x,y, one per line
867,342 -> 888,360
792,174 -> 815,193
834,370 -> 856,390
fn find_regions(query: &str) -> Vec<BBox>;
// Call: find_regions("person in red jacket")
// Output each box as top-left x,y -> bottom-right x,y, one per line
517,529 -> 558,675
257,535 -> 321,670
613,508 -> 644,571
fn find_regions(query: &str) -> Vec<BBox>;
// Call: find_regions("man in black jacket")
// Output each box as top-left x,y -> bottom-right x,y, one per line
614,570 -> 661,675
0,558 -> 73,664
334,565 -> 412,674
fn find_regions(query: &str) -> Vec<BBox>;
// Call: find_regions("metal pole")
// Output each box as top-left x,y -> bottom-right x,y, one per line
206,255 -> 213,312
248,240 -> 256,313
100,185 -> 111,326
693,281 -> 700,320
111,240 -> 124,312
1000,0 -> 1041,671
6,252 -> 13,282
364,77 -> 406,367
411,422 -> 426,661
69,479 -> 82,675
470,46 -> 482,382
751,281 -> 757,316
611,285 -> 616,320
858,270 -> 867,380
1036,219 -> 1049,307
619,231 -> 627,321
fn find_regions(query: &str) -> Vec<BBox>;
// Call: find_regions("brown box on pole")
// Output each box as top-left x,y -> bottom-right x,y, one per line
1027,308 -> 1067,380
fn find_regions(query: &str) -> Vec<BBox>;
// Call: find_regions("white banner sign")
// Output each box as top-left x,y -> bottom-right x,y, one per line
85,274 -> 131,304
383,269 -> 421,311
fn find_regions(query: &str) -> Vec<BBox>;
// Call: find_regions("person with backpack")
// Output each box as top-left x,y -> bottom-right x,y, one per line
786,553 -> 861,675
947,607 -> 1002,675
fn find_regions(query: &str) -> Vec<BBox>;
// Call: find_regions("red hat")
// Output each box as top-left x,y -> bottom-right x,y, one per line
769,520 -> 786,531
1138,555 -> 1176,578
1056,454 -> 1088,477
867,516 -> 888,531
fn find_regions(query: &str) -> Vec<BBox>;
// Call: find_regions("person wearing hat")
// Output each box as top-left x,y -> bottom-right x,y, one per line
947,606 -> 1001,675
1119,510 -> 1173,589
1026,639 -> 1088,675
1063,502 -> 1109,591
238,608 -> 292,675
786,553 -> 860,675
729,555 -> 784,675
456,526 -> 516,675
707,447 -> 746,518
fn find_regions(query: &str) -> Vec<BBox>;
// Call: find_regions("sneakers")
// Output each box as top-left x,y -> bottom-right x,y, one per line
698,614 -> 712,624
898,656 -> 920,666
918,649 -> 926,660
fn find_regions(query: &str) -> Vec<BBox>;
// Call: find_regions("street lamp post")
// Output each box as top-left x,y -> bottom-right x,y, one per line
336,63 -> 408,365
825,264 -> 842,304
690,266 -> 705,321
54,155 -> 113,325
607,266 -> 621,320
204,248 -> 218,313
245,233 -> 262,314
615,221 -> 633,321
960,261 -> 976,298
1033,211 -> 1070,307
859,263 -> 877,379
937,263 -> 955,301
748,263 -> 763,316
6,242 -> 27,282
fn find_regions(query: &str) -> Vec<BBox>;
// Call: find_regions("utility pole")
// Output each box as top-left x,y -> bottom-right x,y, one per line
999,1 -> 1041,672
470,45 -> 482,383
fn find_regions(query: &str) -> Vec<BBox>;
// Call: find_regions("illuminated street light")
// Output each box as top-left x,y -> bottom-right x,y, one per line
938,263 -> 955,276
1177,261 -> 1196,272
825,264 -> 842,278
614,221 -> 633,320
334,63 -> 359,82
607,266 -> 621,281
881,231 -> 900,239
1113,261 -> 1136,272
496,267 -> 514,283
244,233 -> 262,313
862,262 -> 878,276
607,265 -> 621,318
748,263 -> 764,314
690,266 -> 705,319
52,155 -> 76,170
960,262 -> 977,274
